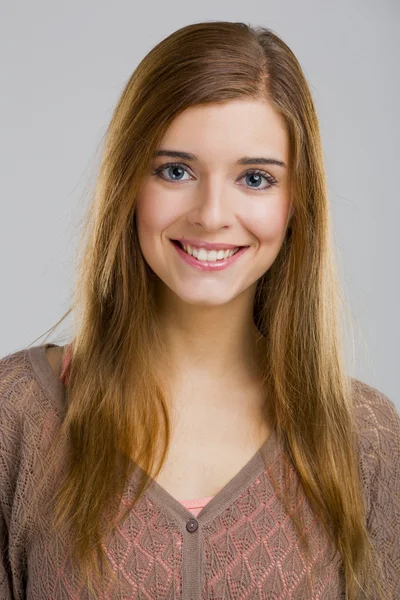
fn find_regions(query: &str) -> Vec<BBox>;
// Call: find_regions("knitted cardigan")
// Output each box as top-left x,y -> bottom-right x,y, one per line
0,343 -> 399,599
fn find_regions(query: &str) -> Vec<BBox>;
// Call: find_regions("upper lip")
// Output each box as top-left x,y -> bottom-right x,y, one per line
173,238 -> 248,250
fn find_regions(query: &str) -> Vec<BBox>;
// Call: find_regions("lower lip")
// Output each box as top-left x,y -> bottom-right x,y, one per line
170,241 -> 249,271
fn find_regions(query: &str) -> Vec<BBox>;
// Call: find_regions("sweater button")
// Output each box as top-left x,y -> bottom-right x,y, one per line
186,518 -> 199,533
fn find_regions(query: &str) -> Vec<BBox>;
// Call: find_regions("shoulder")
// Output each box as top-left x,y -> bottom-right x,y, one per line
0,345 -> 66,510
349,379 -> 400,594
349,377 -> 400,455
0,345 -> 66,461
0,344 -> 66,416
349,377 -> 400,513
0,347 -> 38,425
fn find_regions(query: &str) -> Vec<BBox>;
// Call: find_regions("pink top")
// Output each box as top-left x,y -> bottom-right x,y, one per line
59,344 -> 214,516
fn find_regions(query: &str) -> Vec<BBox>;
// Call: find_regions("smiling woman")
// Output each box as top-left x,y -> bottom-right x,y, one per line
1,20 -> 399,600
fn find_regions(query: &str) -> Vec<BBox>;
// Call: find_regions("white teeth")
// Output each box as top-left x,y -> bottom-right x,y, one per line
182,244 -> 240,261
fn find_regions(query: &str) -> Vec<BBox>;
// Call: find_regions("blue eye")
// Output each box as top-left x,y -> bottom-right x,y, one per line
156,164 -> 190,182
152,162 -> 277,191
242,171 -> 274,190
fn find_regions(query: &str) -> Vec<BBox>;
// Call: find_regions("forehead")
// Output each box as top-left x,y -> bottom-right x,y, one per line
158,98 -> 288,164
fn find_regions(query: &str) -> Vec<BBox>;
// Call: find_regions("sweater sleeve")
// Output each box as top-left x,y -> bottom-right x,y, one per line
0,505 -> 13,599
0,349 -> 33,600
353,379 -> 400,598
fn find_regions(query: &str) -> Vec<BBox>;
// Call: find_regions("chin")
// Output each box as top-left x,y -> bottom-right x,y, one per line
168,285 -> 233,306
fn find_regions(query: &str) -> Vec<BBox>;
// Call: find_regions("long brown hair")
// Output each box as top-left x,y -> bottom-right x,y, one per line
31,21 -> 385,599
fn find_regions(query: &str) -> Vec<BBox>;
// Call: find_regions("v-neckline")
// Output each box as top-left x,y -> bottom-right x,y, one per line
27,343 -> 282,526
135,429 -> 280,524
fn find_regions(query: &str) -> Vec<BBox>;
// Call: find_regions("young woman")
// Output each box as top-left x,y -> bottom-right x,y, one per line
1,21 -> 399,600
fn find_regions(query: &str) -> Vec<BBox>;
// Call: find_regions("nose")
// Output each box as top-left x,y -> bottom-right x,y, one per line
187,177 -> 234,232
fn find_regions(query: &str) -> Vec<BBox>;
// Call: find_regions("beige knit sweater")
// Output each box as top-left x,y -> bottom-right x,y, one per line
0,344 -> 399,599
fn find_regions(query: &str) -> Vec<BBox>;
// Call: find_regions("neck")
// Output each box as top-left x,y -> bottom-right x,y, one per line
153,282 -> 265,385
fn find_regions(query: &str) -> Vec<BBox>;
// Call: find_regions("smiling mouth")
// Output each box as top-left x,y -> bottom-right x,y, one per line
171,240 -> 244,260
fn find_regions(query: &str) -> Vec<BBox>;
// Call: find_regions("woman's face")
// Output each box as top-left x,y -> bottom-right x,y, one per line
135,98 -> 292,307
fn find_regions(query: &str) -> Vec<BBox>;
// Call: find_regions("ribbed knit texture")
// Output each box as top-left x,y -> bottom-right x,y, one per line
1,344 -> 399,599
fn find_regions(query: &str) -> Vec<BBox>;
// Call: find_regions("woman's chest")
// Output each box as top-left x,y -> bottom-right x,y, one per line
151,381 -> 272,500
152,420 -> 272,500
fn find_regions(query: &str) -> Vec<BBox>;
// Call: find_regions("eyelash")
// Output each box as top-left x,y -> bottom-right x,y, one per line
152,162 -> 277,191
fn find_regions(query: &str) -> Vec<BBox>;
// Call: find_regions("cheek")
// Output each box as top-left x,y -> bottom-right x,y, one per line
241,197 -> 290,246
136,185 -> 177,240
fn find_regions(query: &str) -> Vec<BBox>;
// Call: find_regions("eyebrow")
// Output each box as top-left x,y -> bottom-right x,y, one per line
154,149 -> 286,168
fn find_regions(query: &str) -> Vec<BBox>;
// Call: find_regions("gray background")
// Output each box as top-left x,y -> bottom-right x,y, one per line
1,1 -> 398,408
